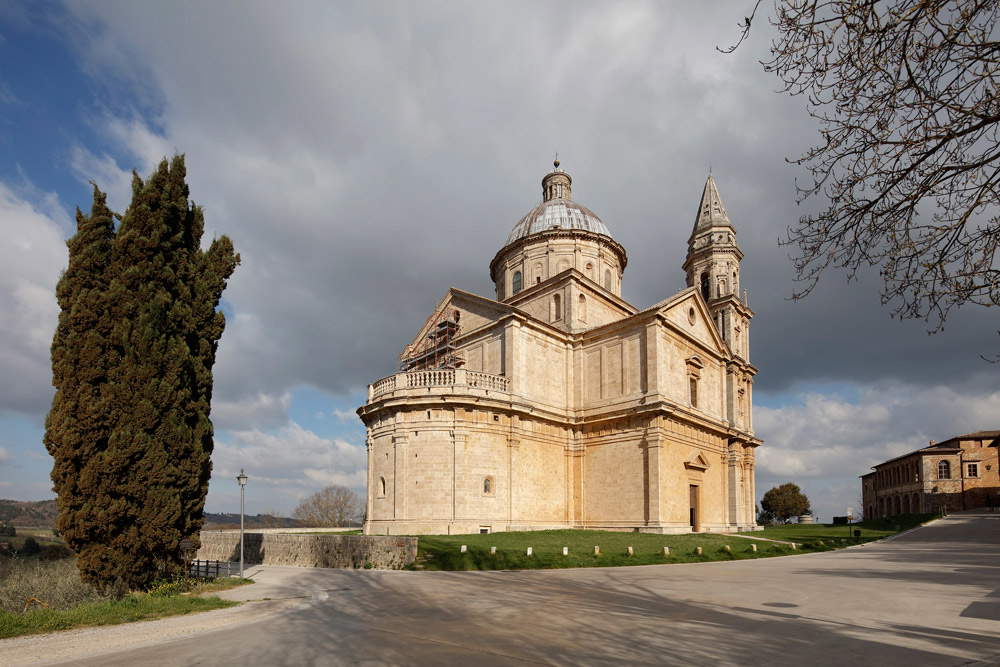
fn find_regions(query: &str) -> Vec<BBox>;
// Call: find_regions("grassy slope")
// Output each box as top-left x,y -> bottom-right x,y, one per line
0,594 -> 236,639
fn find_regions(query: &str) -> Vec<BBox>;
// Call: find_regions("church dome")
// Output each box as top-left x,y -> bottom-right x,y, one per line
504,160 -> 614,245
506,198 -> 611,245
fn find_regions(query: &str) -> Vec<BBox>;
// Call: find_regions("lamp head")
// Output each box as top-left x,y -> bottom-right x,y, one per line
236,469 -> 248,487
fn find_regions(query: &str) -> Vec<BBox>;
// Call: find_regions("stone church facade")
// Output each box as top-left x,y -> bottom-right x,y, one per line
358,163 -> 761,535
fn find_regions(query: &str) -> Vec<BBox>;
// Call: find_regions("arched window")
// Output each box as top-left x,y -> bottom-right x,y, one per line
512,271 -> 522,295
553,293 -> 562,321
604,269 -> 612,291
937,460 -> 951,479
534,262 -> 543,284
379,476 -> 386,497
700,272 -> 710,301
578,294 -> 587,322
483,476 -> 495,496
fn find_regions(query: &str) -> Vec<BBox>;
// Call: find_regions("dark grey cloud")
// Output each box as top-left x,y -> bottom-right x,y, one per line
54,0 -> 996,406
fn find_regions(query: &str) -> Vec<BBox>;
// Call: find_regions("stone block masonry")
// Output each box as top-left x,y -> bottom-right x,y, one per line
197,532 -> 417,569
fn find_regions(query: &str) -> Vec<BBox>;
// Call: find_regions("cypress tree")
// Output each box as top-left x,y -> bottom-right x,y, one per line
45,157 -> 239,593
46,185 -> 116,585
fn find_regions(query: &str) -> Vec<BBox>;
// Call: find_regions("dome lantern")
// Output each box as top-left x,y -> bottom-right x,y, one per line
541,159 -> 572,202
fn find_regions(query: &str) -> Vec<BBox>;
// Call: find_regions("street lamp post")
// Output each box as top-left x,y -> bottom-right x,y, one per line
237,469 -> 248,578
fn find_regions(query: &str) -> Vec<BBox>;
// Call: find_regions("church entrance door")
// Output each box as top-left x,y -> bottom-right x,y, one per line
689,484 -> 700,532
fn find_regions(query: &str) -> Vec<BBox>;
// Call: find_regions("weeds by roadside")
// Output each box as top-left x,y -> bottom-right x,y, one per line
0,556 -> 253,638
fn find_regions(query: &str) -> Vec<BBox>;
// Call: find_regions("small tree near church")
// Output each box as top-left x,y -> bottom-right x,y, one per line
760,483 -> 811,524
293,486 -> 363,527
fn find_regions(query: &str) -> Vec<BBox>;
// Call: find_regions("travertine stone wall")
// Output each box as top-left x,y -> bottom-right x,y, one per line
196,532 -> 417,569
493,234 -> 625,301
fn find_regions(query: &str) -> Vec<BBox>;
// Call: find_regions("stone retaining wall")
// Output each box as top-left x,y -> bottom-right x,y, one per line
196,532 -> 417,569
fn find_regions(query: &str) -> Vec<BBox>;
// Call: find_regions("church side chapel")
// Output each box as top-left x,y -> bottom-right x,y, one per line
358,162 -> 761,535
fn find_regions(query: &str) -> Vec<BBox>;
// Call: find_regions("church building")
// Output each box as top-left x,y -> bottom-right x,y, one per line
358,162 -> 761,535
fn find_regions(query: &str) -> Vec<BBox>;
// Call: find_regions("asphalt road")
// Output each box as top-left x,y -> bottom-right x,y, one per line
9,511 -> 1000,666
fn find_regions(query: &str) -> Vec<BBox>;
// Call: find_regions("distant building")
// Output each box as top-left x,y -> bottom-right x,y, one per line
357,162 -> 761,535
861,431 -> 1000,517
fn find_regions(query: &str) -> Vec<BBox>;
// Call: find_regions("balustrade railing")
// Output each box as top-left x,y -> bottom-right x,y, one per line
368,369 -> 509,400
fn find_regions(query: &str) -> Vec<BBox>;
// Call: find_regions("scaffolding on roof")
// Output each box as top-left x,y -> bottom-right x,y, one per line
401,308 -> 464,371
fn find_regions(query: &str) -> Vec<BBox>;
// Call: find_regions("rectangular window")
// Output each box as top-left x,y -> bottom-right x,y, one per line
968,463 -> 979,478
689,377 -> 698,408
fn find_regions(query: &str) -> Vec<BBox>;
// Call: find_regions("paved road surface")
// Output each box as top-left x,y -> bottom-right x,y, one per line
5,511 -> 1000,666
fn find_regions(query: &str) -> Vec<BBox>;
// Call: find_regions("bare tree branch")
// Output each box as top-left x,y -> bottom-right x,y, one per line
725,1 -> 1000,340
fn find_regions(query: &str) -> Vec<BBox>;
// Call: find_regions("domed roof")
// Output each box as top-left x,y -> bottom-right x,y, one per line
504,161 -> 613,245
506,199 -> 611,245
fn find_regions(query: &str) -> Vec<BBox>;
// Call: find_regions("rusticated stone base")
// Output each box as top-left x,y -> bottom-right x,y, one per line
196,532 -> 417,569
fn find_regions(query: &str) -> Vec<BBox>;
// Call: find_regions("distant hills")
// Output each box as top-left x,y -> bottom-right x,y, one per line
0,499 -> 309,529
0,499 -> 58,526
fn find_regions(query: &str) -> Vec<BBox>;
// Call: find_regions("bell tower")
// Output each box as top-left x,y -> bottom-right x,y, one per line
682,174 -> 752,362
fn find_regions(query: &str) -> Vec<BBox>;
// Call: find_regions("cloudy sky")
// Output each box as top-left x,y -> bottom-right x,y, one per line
1,2 -> 997,521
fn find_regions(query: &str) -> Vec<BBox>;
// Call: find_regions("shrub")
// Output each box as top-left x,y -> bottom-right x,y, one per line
20,537 -> 40,557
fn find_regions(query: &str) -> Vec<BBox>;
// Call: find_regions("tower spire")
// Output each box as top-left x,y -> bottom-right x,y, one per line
691,174 -> 732,238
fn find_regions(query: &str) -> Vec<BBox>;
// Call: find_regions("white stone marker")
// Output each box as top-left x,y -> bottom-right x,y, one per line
662,546 -> 670,556
791,543 -> 798,550
695,546 -> 703,555
750,544 -> 757,552
526,547 -> 533,556
490,546 -> 496,555
460,545 -> 467,553
626,546 -> 634,556
594,545 -> 600,555
562,546 -> 569,556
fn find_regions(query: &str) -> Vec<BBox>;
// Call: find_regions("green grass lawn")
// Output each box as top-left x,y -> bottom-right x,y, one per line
743,513 -> 937,544
0,593 -> 237,639
415,528 -> 818,571
415,514 -> 938,571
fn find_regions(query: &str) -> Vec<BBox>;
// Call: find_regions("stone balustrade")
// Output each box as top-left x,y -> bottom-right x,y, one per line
369,369 -> 510,401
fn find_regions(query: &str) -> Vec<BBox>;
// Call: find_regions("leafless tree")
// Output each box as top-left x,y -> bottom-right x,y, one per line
292,486 -> 363,527
723,1 -> 1000,351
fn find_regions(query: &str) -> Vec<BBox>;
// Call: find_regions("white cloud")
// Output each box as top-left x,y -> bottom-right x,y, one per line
0,446 -> 10,464
211,391 -> 291,431
755,382 -> 1000,519
68,144 -> 134,214
208,421 -> 366,514
332,408 -> 357,423
0,182 -> 68,415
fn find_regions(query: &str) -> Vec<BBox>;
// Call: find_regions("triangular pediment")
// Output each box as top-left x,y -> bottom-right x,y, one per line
684,451 -> 710,471
400,289 -> 513,362
654,287 -> 728,356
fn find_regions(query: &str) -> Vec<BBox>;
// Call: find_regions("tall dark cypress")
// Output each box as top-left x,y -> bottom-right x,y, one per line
45,157 -> 239,593
45,186 -> 116,585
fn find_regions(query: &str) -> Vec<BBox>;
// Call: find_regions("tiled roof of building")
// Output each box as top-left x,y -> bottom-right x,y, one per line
864,429 -> 999,473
